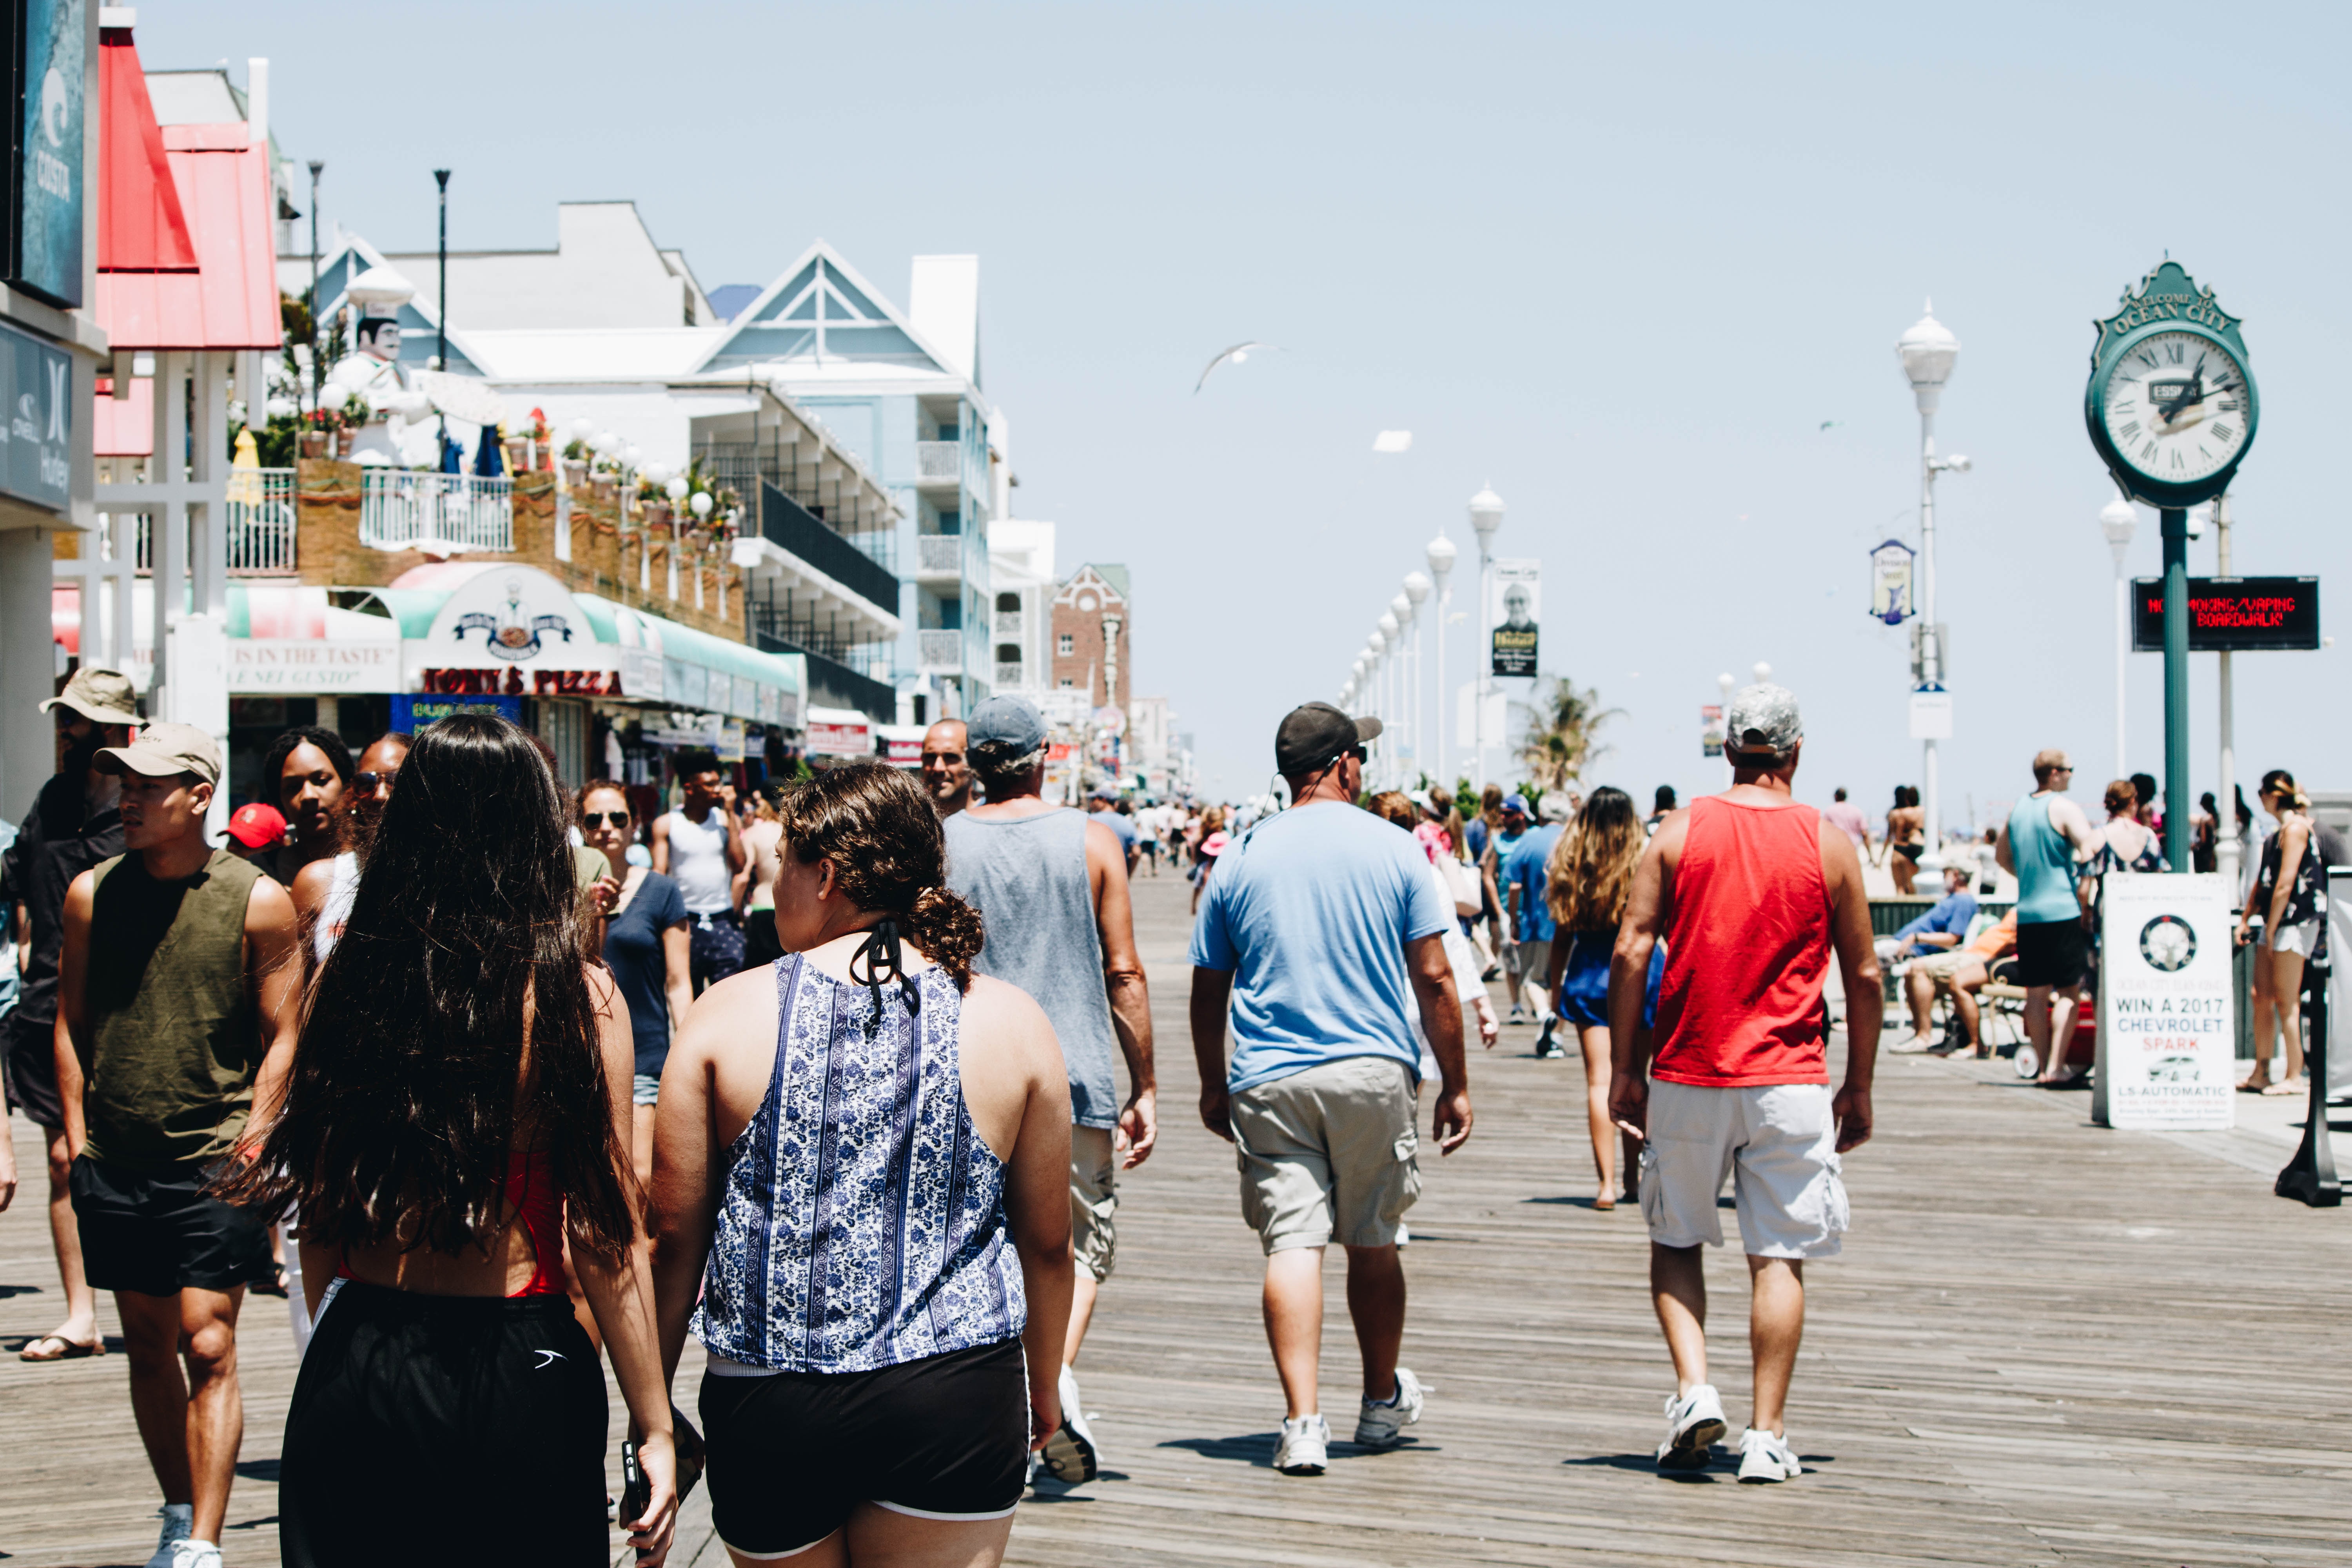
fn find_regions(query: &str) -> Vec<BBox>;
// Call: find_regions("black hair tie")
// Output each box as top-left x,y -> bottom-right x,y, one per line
847,916 -> 922,1029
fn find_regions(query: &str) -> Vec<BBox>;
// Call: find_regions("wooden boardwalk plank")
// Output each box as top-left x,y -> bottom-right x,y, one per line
4,871 -> 2348,1566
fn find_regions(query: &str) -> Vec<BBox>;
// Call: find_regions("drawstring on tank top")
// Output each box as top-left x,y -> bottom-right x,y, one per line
847,915 -> 922,1029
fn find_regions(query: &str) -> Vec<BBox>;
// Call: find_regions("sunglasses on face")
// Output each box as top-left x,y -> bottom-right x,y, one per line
354,769 -> 398,792
583,810 -> 631,829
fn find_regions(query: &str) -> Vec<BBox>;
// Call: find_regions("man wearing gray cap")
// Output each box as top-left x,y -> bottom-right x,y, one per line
4,666 -> 136,1365
1190,702 -> 1471,1477
946,696 -> 1154,1486
1607,685 -> 1880,1484
52,721 -> 301,1568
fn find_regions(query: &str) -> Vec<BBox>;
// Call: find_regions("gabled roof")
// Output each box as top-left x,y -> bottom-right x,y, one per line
688,240 -> 971,388
309,232 -> 485,375
94,25 -> 279,350
1055,564 -> 1129,606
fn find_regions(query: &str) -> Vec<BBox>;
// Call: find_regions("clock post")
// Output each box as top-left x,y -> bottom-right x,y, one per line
2083,260 -> 2258,871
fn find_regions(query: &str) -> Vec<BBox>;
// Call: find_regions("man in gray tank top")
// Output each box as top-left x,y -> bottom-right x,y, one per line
945,697 -> 1154,1486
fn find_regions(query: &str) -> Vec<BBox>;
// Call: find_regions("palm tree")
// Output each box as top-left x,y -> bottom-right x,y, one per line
1516,675 -> 1620,793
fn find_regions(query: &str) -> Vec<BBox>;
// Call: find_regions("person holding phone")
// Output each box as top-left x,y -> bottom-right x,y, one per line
223,717 -> 679,1566
650,764 -> 1072,1567
1607,684 -> 1881,1485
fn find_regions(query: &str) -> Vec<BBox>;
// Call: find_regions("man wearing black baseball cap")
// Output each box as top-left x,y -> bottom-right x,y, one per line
1189,702 -> 1471,1476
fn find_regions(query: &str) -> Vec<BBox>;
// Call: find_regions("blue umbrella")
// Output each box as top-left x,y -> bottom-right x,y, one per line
439,430 -> 463,474
473,425 -> 505,477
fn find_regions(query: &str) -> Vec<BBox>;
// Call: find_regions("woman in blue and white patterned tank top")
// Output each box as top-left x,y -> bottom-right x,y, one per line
650,763 -> 1074,1566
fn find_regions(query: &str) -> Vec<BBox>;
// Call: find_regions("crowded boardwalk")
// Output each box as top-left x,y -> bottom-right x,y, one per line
4,870 -> 2346,1568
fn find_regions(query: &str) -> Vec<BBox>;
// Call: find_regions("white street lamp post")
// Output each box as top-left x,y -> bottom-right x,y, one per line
1467,486 -> 1505,788
2100,490 -> 2137,783
1390,591 -> 1415,784
1403,572 -> 1430,788
1896,302 -> 1964,871
1425,535 -> 1456,783
1377,612 -> 1401,784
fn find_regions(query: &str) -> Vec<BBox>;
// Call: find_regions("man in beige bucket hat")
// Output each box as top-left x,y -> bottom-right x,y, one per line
4,667 -> 139,1365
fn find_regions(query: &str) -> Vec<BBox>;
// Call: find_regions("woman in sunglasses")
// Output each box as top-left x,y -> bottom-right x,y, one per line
581,780 -> 693,1187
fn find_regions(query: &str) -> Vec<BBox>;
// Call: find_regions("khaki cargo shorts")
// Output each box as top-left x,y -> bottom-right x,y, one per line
1231,1055 -> 1420,1254
1071,1123 -> 1117,1283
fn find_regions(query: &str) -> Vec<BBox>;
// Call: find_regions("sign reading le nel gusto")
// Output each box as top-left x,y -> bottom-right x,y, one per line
2095,872 -> 2234,1131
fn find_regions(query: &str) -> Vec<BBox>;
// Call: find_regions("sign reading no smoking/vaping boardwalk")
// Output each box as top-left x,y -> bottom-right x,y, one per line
2094,872 -> 2234,1131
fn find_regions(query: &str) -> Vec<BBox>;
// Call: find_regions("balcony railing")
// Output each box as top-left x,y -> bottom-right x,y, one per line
916,534 -> 963,576
992,610 -> 1021,637
225,468 -> 298,573
994,662 -> 1024,688
360,471 -> 514,553
917,630 -> 963,671
700,442 -> 895,570
758,483 -> 900,613
915,442 -> 962,484
748,589 -> 896,679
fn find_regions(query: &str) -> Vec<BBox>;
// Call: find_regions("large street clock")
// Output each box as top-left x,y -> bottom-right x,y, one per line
2085,261 -> 2258,510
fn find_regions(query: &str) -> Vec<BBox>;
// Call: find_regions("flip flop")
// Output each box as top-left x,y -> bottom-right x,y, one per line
2236,1076 -> 2273,1093
2261,1080 -> 2306,1097
18,1333 -> 103,1362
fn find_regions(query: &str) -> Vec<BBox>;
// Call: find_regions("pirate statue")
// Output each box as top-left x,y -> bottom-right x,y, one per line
325,267 -> 434,465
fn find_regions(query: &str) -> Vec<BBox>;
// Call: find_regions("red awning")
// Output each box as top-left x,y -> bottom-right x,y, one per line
92,25 -> 280,351
96,25 -> 196,272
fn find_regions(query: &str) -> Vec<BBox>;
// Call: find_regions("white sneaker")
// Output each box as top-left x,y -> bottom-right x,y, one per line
1508,1003 -> 1527,1024
1273,1413 -> 1330,1475
1039,1365 -> 1100,1483
1737,1426 -> 1801,1482
1889,1034 -> 1936,1054
1354,1366 -> 1427,1447
1655,1383 -> 1727,1470
145,1505 -> 192,1568
169,1541 -> 223,1568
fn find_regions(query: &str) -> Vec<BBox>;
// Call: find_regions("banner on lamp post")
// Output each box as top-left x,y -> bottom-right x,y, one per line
1488,558 -> 1539,678
1869,539 -> 1915,625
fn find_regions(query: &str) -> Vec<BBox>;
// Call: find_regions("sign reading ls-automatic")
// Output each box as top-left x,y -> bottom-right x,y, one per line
2130,575 -> 2318,652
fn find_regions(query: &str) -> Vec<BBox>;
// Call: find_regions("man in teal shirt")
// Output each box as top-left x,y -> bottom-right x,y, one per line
1996,748 -> 2098,1085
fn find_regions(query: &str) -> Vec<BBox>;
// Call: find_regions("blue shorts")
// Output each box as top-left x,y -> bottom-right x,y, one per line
1555,931 -> 1664,1030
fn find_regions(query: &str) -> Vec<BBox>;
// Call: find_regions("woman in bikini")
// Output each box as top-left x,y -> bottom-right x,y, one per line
1886,784 -> 1925,894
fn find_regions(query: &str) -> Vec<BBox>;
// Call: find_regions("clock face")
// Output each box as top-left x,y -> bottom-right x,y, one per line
2100,331 -> 2250,485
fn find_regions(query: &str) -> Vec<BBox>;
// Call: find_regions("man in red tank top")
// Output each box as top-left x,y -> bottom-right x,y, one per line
1606,685 -> 1882,1484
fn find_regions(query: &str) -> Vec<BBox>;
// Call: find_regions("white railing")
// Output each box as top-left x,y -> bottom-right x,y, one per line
225,467 -> 297,573
359,471 -> 514,554
916,534 -> 963,575
994,662 -> 1024,688
992,610 -> 1022,637
918,630 -> 963,670
915,441 -> 962,483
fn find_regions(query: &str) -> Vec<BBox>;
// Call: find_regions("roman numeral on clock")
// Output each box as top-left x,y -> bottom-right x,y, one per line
2118,420 -> 2141,440
2213,423 -> 2233,442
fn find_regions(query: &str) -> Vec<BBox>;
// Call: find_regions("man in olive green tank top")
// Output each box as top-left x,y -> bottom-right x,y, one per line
53,722 -> 300,1568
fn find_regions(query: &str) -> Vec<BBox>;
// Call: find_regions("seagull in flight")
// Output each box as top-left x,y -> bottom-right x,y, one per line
1195,341 -> 1270,394
1819,420 -> 1846,431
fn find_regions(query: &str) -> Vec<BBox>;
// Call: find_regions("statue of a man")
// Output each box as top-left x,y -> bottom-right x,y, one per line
325,314 -> 434,465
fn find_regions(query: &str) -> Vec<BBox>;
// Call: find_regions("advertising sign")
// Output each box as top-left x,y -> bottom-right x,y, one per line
2130,576 -> 2320,652
1908,690 -> 1953,740
2095,872 -> 2234,1130
806,718 -> 871,757
1700,704 -> 1724,758
391,693 -> 523,731
9,0 -> 84,308
0,316 -> 70,510
232,639 -> 401,693
1868,539 -> 1914,625
1489,558 -> 1539,678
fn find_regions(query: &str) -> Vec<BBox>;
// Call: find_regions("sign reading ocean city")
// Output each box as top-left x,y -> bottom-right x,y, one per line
1489,558 -> 1539,678
2130,576 -> 2319,652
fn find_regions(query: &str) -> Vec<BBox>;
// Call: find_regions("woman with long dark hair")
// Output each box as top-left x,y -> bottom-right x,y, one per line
2235,768 -> 2322,1096
651,764 -> 1073,1568
579,777 -> 691,1187
224,716 -> 677,1566
1543,787 -> 1663,1208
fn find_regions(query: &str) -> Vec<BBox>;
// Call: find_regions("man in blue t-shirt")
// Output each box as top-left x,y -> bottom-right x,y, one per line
1879,863 -> 1980,1054
1503,795 -> 1569,1055
1191,702 -> 1471,1479
1088,788 -> 1138,875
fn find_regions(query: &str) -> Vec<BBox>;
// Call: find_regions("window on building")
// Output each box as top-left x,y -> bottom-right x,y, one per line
936,508 -> 961,535
995,643 -> 1020,663
995,592 -> 1019,613
1057,633 -> 1074,656
1058,678 -> 1075,689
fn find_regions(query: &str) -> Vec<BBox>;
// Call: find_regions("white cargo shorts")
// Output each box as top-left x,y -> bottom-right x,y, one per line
1638,1080 -> 1848,1260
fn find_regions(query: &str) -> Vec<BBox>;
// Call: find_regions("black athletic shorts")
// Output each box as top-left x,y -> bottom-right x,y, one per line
69,1156 -> 274,1296
2014,917 -> 2089,989
2,1009 -> 63,1129
699,1337 -> 1029,1557
281,1281 -> 608,1568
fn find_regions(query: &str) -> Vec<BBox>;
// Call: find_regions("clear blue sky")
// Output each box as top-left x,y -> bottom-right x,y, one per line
145,2 -> 2352,824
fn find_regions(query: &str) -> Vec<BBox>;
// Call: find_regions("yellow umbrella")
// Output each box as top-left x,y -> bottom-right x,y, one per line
226,427 -> 263,505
